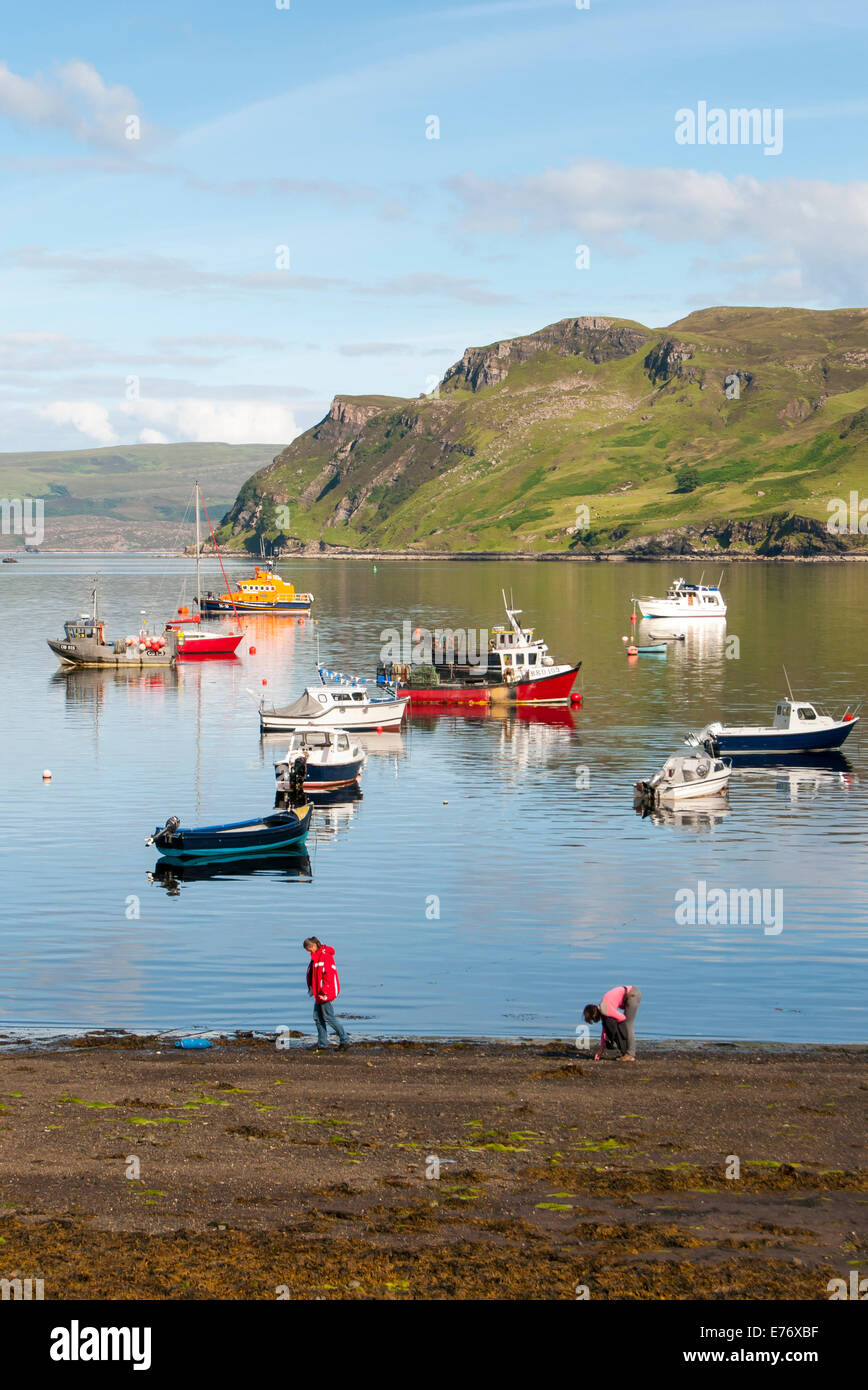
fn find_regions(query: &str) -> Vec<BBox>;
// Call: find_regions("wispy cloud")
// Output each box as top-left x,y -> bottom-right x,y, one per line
3,247 -> 514,305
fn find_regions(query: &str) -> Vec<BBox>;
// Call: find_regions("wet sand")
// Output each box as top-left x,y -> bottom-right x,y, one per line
0,1036 -> 865,1299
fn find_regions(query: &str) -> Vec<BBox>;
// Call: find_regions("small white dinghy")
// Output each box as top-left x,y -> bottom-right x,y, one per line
634,752 -> 731,807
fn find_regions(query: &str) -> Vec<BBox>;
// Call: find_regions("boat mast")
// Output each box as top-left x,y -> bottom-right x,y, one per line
195,481 -> 201,609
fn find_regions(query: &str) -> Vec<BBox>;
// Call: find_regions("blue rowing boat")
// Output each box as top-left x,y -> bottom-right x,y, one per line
146,803 -> 312,860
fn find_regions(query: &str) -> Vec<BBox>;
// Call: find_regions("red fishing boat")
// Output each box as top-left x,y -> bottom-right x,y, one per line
379,593 -> 582,706
166,483 -> 243,660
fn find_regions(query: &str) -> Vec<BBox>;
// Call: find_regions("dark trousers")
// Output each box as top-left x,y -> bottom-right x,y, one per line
601,1013 -> 628,1055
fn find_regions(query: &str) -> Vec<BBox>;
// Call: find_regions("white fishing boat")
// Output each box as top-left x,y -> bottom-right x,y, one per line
259,668 -> 409,734
274,729 -> 366,793
634,575 -> 727,619
634,752 -> 731,807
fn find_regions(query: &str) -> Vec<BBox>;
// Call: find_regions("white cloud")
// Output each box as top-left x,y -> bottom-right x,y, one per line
36,395 -> 297,447
450,158 -> 868,301
38,400 -> 118,445
120,397 -> 297,445
0,59 -> 145,150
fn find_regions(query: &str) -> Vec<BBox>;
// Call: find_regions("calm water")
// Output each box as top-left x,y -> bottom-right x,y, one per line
0,557 -> 866,1043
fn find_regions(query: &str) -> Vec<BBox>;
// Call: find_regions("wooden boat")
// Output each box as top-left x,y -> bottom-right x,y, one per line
146,803 -> 312,860
166,483 -> 243,659
274,730 -> 366,793
692,698 -> 861,756
47,584 -> 178,668
200,563 -> 313,614
634,753 -> 731,807
260,669 -> 408,734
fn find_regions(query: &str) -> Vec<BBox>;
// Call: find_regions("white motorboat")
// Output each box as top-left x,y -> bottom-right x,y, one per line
260,668 -> 409,734
274,729 -> 366,793
634,576 -> 727,619
634,752 -> 731,807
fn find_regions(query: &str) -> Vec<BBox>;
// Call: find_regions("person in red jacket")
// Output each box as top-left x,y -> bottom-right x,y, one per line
303,937 -> 349,1050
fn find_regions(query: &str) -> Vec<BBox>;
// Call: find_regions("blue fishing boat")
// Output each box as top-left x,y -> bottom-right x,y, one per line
691,699 -> 861,756
146,803 -> 312,860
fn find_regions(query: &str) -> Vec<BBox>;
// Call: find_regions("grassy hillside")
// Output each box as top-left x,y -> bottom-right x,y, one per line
0,443 -> 283,550
218,308 -> 868,557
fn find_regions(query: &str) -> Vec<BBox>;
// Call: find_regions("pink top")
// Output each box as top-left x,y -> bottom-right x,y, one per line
601,985 -> 632,1021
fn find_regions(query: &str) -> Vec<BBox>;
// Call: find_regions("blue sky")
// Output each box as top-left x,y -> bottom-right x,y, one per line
2,0 -> 867,450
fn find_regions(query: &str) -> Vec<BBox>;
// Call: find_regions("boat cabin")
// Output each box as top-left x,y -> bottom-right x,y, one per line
665,578 -> 726,610
772,701 -> 820,728
287,730 -> 354,753
64,616 -> 106,644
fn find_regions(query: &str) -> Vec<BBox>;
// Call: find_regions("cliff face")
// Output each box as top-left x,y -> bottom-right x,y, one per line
219,307 -> 868,556
442,316 -> 650,391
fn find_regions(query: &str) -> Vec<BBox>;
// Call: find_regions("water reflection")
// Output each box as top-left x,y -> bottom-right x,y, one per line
638,794 -> 732,830
148,851 -> 313,895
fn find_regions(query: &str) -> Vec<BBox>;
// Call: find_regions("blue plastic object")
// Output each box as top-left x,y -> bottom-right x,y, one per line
175,1037 -> 213,1049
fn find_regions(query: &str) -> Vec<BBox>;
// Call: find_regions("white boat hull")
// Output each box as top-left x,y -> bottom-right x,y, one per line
657,771 -> 731,802
260,699 -> 408,734
636,598 -> 727,619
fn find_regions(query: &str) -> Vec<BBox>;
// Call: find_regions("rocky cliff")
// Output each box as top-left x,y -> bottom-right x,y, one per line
218,307 -> 868,557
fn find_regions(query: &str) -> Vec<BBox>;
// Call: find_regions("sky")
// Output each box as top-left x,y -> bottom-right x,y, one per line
1,0 -> 868,451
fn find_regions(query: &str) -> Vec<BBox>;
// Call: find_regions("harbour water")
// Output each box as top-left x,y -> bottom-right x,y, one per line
0,556 -> 865,1043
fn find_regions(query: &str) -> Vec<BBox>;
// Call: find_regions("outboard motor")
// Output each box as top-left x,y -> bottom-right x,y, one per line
146,814 -> 181,848
287,755 -> 307,807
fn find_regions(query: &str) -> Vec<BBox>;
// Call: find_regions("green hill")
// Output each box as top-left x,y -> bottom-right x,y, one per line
0,442 -> 283,550
218,308 -> 868,558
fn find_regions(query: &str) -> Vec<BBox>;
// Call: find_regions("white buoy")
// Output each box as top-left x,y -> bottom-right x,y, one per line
42,769 -> 52,780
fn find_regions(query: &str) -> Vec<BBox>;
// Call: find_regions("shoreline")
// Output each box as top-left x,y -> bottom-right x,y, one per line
1,1038 -> 864,1298
1,1029 -> 864,1055
4,549 -> 868,563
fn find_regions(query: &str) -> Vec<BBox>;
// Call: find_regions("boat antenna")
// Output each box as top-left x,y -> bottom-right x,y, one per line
717,570 -> 724,589
783,665 -> 795,701
698,569 -> 705,587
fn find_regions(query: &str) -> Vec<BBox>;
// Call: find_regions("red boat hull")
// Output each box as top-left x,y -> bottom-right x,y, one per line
175,632 -> 243,660
511,663 -> 581,704
403,663 -> 581,706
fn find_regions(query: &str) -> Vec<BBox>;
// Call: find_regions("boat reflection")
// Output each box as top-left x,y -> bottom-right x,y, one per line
732,753 -> 855,802
311,786 -> 364,839
640,616 -> 727,658
51,665 -> 178,704
636,794 -> 731,829
148,850 -> 312,895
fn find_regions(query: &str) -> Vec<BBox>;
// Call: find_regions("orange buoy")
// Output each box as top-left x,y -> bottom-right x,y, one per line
627,645 -> 638,656
376,726 -> 383,734
249,646 -> 256,655
262,678 -> 267,686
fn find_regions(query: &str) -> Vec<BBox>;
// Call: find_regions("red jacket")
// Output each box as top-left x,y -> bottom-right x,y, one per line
307,945 -> 340,1002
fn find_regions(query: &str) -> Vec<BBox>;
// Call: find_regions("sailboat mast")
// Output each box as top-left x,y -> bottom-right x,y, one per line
195,481 -> 201,608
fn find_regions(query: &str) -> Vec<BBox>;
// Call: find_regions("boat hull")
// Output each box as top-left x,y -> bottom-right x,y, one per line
200,598 -> 311,614
150,804 -> 312,860
511,663 -> 581,703
403,663 -> 581,706
707,722 -> 858,754
47,638 -> 175,668
657,774 -> 730,802
636,600 -> 727,618
260,701 -> 408,734
174,632 -> 243,659
405,684 -> 502,706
